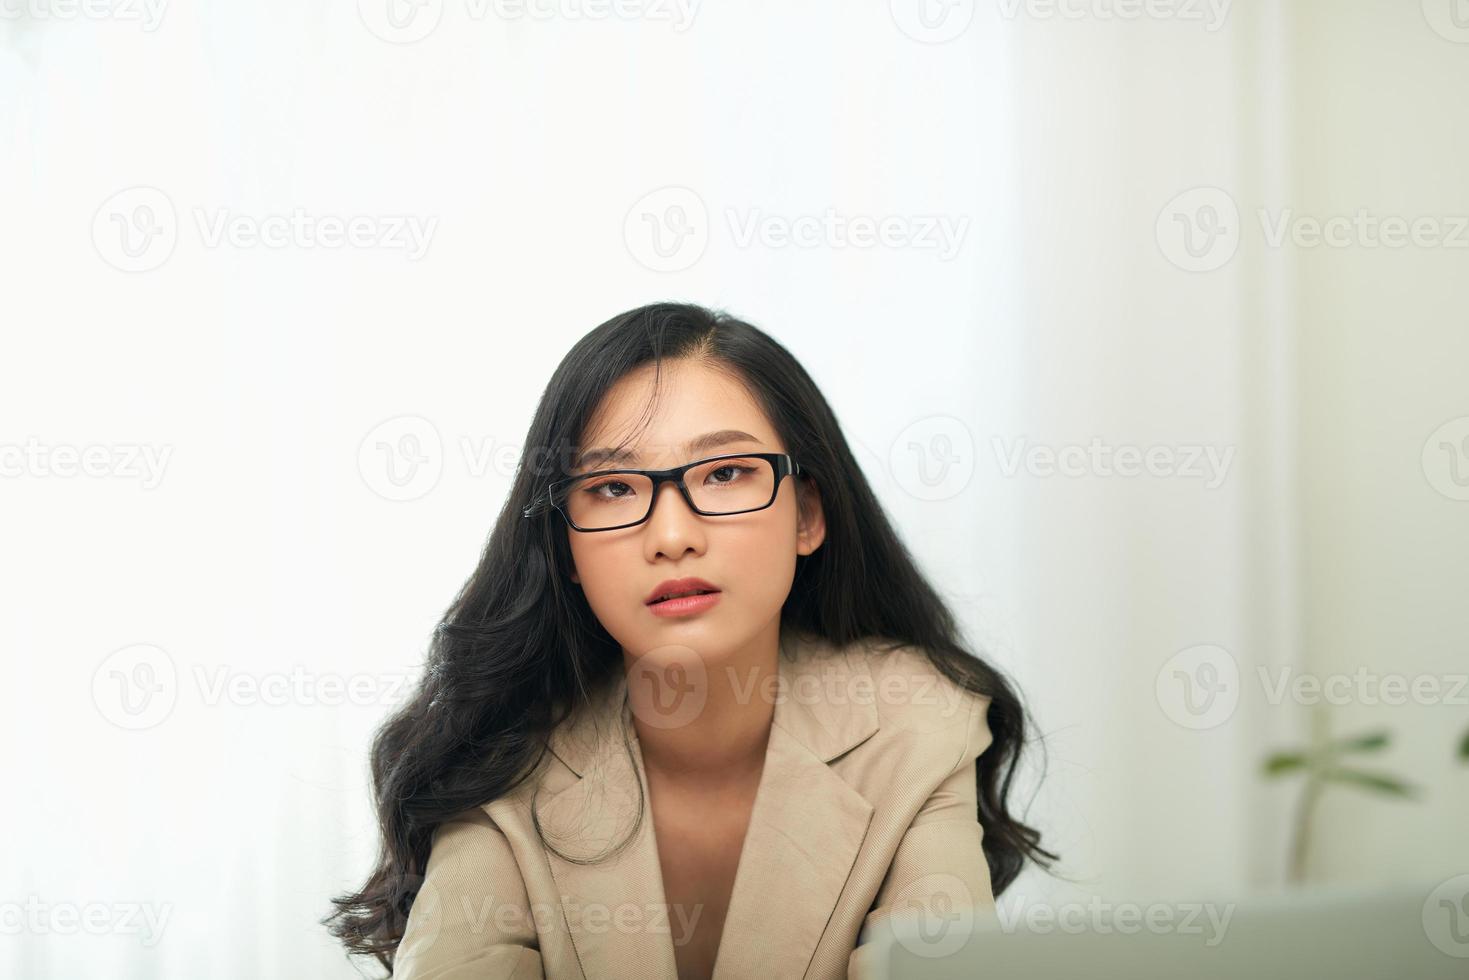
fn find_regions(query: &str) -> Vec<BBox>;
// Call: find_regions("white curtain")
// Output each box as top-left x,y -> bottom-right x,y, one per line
6,2 -> 1463,976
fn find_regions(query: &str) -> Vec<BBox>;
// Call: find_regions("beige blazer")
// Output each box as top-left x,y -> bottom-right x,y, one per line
393,630 -> 996,980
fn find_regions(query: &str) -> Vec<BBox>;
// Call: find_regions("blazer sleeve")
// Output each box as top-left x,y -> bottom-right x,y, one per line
846,694 -> 996,980
392,808 -> 545,980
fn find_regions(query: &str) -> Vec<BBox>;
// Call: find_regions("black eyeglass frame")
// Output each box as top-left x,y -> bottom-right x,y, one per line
522,451 -> 801,532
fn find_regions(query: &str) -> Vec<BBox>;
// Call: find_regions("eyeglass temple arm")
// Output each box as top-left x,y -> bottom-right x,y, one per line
522,489 -> 549,518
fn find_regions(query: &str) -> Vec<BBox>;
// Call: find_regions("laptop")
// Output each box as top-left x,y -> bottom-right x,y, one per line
866,880 -> 1469,980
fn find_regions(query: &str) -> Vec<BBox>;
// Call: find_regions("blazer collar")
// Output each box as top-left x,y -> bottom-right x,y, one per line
534,626 -> 880,980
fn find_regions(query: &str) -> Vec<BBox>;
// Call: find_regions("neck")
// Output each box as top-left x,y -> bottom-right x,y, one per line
625,616 -> 782,786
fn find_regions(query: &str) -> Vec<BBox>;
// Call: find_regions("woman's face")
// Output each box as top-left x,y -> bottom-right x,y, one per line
565,358 -> 825,664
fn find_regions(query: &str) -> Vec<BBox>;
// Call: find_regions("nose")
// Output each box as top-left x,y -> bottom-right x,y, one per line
642,480 -> 706,560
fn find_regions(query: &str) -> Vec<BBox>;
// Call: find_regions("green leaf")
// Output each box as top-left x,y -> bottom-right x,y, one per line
1322,768 -> 1417,799
1459,728 -> 1469,762
1327,731 -> 1391,755
1263,752 -> 1310,777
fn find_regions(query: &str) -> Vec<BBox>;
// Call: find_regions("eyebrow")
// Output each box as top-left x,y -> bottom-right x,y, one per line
572,429 -> 765,471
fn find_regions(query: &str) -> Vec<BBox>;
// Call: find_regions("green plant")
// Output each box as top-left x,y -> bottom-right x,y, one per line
1262,729 -> 1419,884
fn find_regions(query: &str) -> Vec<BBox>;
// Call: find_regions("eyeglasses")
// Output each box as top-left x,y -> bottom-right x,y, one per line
522,452 -> 801,532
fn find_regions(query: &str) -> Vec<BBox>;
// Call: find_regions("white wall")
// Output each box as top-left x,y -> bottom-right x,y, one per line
1289,0 -> 1469,886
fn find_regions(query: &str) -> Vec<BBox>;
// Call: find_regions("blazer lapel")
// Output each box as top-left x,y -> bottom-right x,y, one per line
711,637 -> 879,980
540,674 -> 680,980
541,629 -> 880,980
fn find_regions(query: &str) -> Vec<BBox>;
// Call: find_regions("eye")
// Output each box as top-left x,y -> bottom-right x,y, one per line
706,464 -> 755,485
581,478 -> 635,500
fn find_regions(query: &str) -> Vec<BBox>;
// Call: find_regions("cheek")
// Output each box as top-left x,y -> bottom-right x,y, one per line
567,537 -> 638,631
718,520 -> 799,606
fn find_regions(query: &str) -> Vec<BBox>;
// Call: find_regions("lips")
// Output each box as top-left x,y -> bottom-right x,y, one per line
645,576 -> 721,605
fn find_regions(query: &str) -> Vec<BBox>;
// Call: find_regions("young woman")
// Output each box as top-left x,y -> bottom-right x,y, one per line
325,302 -> 1056,979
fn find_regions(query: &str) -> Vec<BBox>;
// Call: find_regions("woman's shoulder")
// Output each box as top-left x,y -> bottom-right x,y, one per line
827,635 -> 989,723
797,634 -> 997,793
805,635 -> 995,774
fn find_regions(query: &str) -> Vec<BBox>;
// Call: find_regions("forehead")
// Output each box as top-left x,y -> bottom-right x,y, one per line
577,360 -> 780,466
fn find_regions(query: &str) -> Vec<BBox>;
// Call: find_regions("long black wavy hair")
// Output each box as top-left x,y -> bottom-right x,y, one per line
324,301 -> 1057,972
